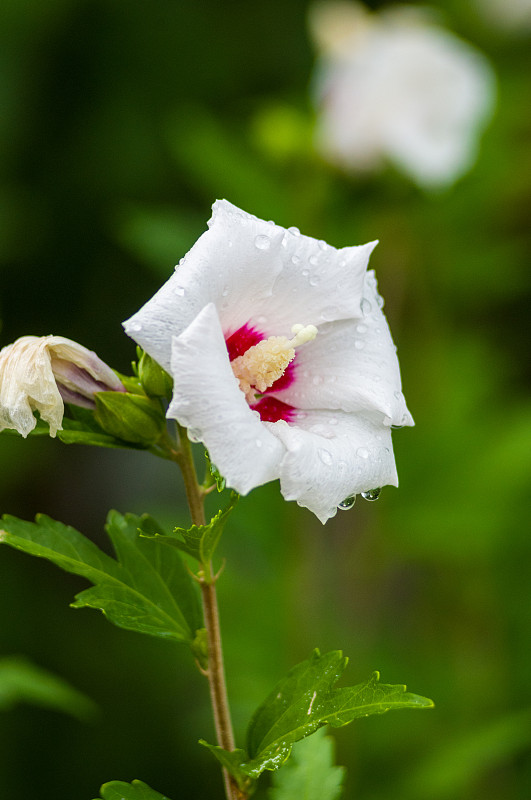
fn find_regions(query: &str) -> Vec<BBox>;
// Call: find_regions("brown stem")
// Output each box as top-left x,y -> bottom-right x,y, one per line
172,425 -> 246,800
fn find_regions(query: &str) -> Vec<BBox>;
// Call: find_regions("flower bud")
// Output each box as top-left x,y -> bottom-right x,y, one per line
137,350 -> 173,399
94,391 -> 166,446
0,335 -> 125,438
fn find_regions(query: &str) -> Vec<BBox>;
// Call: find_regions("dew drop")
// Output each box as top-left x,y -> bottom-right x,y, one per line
356,446 -> 369,459
301,268 -> 310,277
256,315 -> 267,325
255,438 -> 263,448
255,234 -> 271,250
221,286 -> 229,297
288,226 -> 300,236
309,255 -> 319,267
291,254 -> 300,265
318,239 -> 328,250
173,285 -> 185,296
129,321 -> 142,333
360,298 -> 372,315
361,488 -> 381,501
187,428 -> 202,443
318,448 -> 333,465
338,495 -> 356,510
354,340 -> 365,350
356,323 -> 368,334
309,275 -> 321,287
295,411 -> 307,420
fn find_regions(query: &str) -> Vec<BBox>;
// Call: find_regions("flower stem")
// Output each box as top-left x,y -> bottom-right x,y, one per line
173,425 -> 246,800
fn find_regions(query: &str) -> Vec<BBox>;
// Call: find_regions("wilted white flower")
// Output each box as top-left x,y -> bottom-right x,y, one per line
0,335 -> 124,438
310,1 -> 496,188
124,200 -> 413,523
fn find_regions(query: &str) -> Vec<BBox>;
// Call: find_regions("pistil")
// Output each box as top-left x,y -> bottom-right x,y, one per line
231,324 -> 317,404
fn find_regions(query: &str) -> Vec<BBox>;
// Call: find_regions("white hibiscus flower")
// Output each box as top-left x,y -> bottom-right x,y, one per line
310,2 -> 496,188
0,335 -> 125,438
124,200 -> 413,523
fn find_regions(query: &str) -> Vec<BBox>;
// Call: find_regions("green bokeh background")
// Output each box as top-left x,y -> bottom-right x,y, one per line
1,1 -> 530,798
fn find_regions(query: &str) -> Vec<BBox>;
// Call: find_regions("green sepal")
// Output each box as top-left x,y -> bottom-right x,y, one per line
0,656 -> 97,720
0,413 -> 144,450
94,391 -> 166,445
0,511 -> 202,643
268,727 -> 345,800
143,492 -> 239,567
199,742 -> 256,794
95,779 -> 172,800
137,349 -> 173,399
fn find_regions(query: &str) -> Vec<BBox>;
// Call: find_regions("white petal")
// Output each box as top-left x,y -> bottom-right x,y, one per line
0,336 -> 63,437
268,271 -> 413,427
253,237 -> 376,335
266,409 -> 398,524
167,303 -> 285,495
124,200 -> 286,372
123,200 -> 376,366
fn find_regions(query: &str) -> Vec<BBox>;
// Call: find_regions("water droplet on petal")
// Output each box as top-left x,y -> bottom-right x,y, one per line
354,340 -> 365,350
356,323 -> 368,334
318,239 -> 328,250
173,285 -> 185,296
309,255 -> 319,266
360,298 -> 372,315
320,306 -> 337,321
221,286 -> 229,297
356,446 -> 369,459
291,254 -> 300,265
317,448 -> 333,465
301,268 -> 310,277
255,438 -> 263,448
256,315 -> 267,325
309,275 -> 321,287
295,411 -> 307,420
338,495 -> 356,510
187,428 -> 202,443
361,488 -> 381,501
129,321 -> 142,332
288,226 -> 300,236
255,234 -> 271,250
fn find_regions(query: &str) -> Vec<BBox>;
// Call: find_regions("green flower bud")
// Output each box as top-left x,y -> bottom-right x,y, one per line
137,350 -> 173,399
94,391 -> 166,446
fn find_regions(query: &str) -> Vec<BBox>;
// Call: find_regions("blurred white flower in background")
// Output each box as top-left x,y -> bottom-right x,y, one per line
309,2 -> 496,188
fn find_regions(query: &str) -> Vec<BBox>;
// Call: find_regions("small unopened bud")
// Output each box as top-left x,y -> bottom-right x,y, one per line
137,350 -> 173,399
0,335 -> 125,438
94,391 -> 166,446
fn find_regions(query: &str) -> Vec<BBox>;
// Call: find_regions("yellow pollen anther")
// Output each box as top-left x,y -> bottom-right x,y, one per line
231,323 -> 318,404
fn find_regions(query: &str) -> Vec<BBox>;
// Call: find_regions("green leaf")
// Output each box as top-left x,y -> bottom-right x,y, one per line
202,651 -> 433,783
0,512 -> 201,643
244,650 -> 433,778
0,656 -> 97,720
96,779 -> 172,800
268,727 -> 345,800
145,492 -> 238,566
199,742 -> 256,794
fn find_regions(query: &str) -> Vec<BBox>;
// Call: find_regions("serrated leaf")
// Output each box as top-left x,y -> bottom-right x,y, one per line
268,727 -> 345,800
145,492 -> 238,566
0,512 -> 201,643
0,656 -> 97,720
96,779 -> 172,800
241,650 -> 433,778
